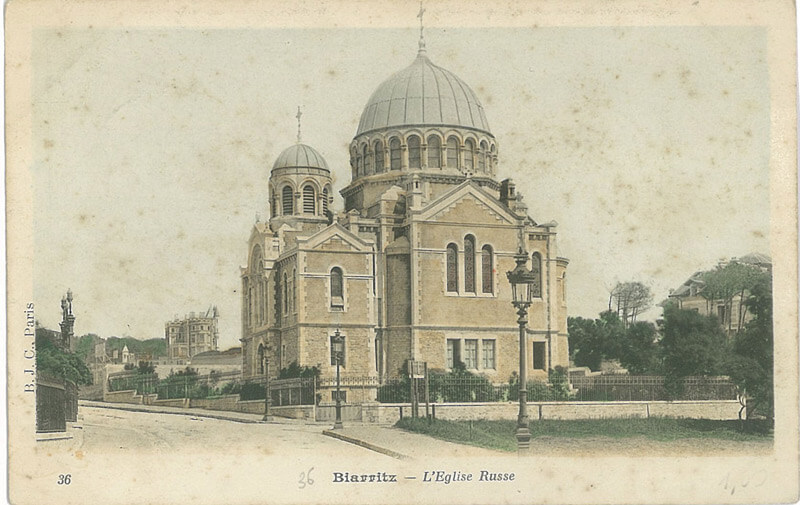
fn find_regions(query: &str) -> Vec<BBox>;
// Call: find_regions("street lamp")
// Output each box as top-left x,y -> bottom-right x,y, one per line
506,248 -> 537,451
262,352 -> 272,422
331,329 -> 344,430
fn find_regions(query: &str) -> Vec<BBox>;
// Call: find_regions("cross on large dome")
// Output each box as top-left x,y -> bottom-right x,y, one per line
356,48 -> 491,136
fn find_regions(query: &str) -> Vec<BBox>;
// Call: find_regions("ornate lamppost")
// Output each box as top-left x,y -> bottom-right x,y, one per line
331,329 -> 345,430
262,352 -> 272,422
506,248 -> 537,451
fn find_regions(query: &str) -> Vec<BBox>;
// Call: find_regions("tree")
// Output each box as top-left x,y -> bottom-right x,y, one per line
568,316 -> 605,370
726,273 -> 773,421
74,334 -> 99,362
701,261 -> 764,335
617,321 -> 660,374
609,281 -> 653,328
567,311 -> 625,371
35,329 -> 92,385
659,303 -> 729,395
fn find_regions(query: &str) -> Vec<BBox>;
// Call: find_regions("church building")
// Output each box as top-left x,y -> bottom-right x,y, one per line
240,36 -> 569,397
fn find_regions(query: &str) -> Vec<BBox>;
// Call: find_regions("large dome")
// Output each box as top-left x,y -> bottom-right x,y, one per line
272,143 -> 329,171
356,50 -> 491,136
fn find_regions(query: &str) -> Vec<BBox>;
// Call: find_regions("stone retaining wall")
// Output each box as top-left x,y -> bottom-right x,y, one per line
98,395 -> 742,423
364,400 -> 741,424
103,390 -> 142,404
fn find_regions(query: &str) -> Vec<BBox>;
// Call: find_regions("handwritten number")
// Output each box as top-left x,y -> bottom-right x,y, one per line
719,470 -> 767,496
298,467 -> 314,489
57,474 -> 71,485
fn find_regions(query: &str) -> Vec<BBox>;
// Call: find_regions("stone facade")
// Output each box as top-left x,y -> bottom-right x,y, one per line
240,41 -> 570,392
165,308 -> 220,359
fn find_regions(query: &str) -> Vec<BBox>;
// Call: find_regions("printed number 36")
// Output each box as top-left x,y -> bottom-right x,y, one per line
57,474 -> 71,485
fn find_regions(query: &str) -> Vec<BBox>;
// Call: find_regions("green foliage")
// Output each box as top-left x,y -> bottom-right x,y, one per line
74,334 -> 98,362
105,336 -> 167,359
659,305 -> 729,396
239,382 -> 266,401
136,361 -> 156,375
567,311 -> 625,370
395,417 -> 772,453
727,273 -> 773,420
278,361 -> 321,379
617,321 -> 661,374
507,368 -> 571,402
35,329 -> 92,385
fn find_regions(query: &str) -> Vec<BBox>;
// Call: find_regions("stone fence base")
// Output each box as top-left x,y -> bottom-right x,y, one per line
101,391 -> 314,420
100,391 -> 741,423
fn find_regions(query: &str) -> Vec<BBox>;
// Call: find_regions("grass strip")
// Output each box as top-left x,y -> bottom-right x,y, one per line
395,417 -> 772,452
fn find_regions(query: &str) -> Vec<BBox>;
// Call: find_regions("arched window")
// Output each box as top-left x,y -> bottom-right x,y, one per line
274,272 -> 282,324
464,235 -> 476,292
374,140 -> 384,172
322,187 -> 329,214
302,185 -> 316,214
258,344 -> 265,374
251,246 -> 263,323
490,144 -> 497,171
427,135 -> 441,168
446,243 -> 458,293
283,272 -> 289,313
282,186 -> 293,215
389,137 -> 401,170
531,253 -> 542,298
292,268 -> 297,313
330,267 -> 344,309
481,245 -> 493,293
408,135 -> 421,169
464,139 -> 475,172
479,141 -> 488,172
362,144 -> 370,174
446,136 -> 459,168
271,190 -> 277,218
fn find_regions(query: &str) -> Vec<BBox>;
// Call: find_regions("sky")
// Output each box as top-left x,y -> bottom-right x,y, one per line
31,25 -> 770,350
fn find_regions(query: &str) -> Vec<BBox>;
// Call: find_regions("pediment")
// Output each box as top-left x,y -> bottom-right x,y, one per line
417,182 -> 518,225
299,223 -> 374,253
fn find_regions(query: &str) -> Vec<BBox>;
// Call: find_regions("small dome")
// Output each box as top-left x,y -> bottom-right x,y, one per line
356,51 -> 491,136
272,143 -> 329,171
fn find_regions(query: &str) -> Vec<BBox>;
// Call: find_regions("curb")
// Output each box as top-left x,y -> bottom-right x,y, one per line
322,430 -> 410,460
81,402 -> 264,424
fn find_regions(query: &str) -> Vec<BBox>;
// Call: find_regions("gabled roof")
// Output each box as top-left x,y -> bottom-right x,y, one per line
297,223 -> 374,253
415,180 -> 519,225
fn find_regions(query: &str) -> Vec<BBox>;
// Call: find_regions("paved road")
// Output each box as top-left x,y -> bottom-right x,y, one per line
73,406 -> 392,458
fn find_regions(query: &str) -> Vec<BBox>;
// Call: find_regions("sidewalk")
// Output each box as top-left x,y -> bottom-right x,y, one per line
79,400 -> 309,424
322,425 -> 507,459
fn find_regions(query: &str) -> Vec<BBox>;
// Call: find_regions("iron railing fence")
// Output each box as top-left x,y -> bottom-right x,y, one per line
321,374 -> 737,404
107,372 -> 737,404
569,375 -> 737,402
237,376 -> 316,406
64,380 -> 78,422
36,373 -> 67,433
107,371 -> 241,400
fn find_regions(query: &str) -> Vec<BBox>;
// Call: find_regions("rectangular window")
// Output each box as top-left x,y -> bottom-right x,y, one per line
446,339 -> 461,369
717,305 -> 727,324
464,339 -> 478,370
482,340 -> 496,369
532,342 -> 546,370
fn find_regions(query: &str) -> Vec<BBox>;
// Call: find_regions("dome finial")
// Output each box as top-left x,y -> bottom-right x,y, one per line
417,0 -> 427,55
295,106 -> 303,143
